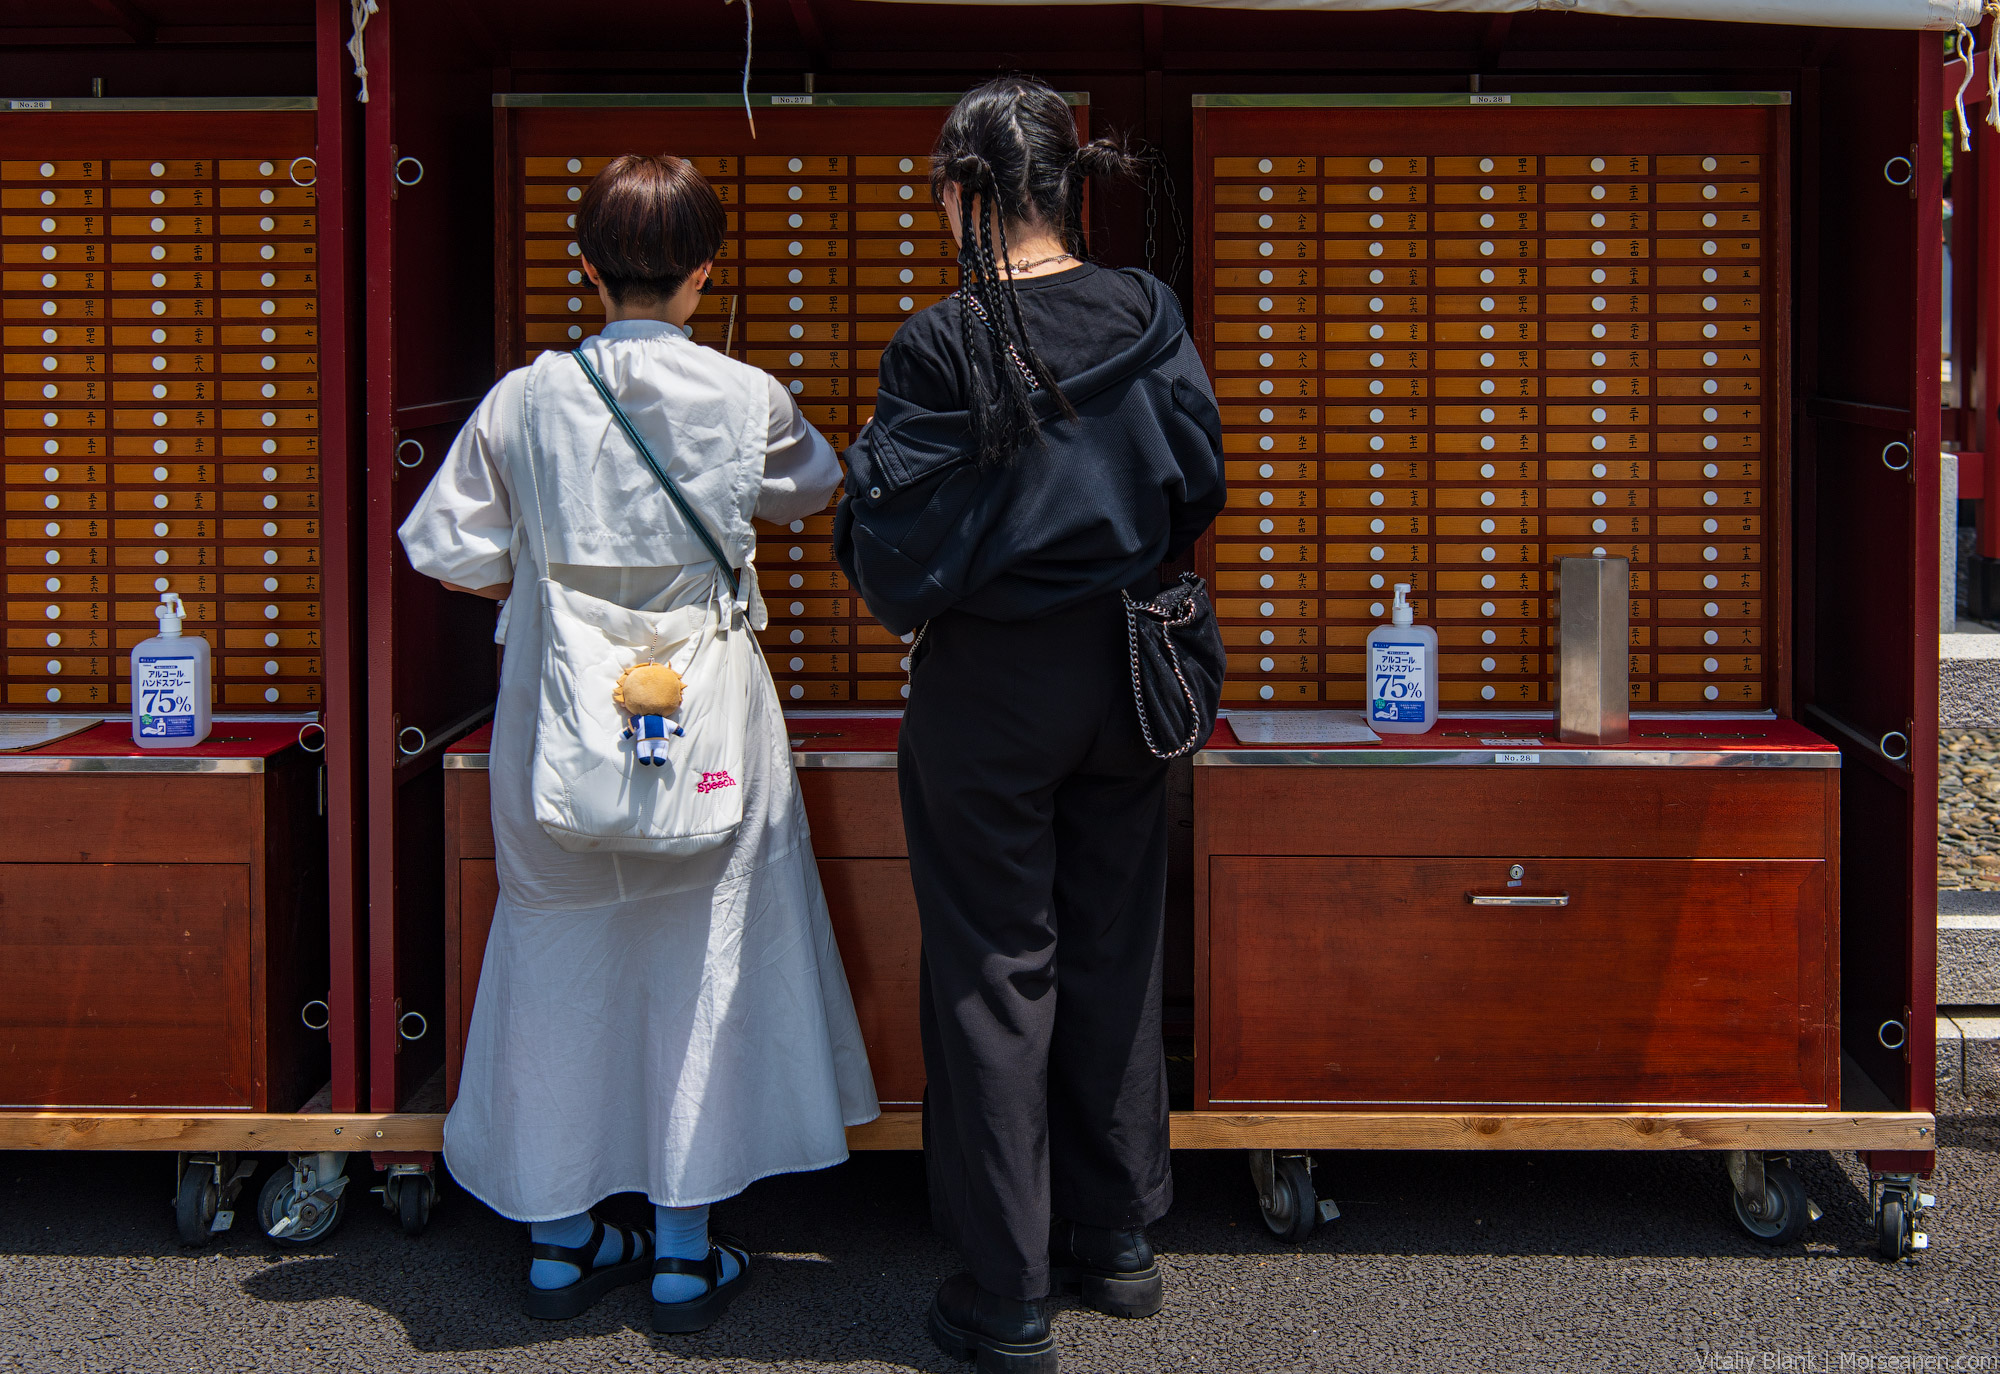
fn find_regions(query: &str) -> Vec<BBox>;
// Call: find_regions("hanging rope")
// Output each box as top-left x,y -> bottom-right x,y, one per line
1988,2 -> 2000,136
348,0 -> 380,104
724,0 -> 756,138
1956,22 -> 1976,151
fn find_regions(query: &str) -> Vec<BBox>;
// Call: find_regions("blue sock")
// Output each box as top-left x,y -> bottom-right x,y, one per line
652,1203 -> 741,1304
528,1212 -> 627,1291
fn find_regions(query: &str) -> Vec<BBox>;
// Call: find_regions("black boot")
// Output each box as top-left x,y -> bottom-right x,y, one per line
1049,1220 -> 1164,1319
927,1273 -> 1057,1373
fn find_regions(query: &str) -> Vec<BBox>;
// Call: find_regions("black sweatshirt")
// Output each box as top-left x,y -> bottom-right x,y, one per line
878,262 -> 1154,415
834,266 -> 1227,635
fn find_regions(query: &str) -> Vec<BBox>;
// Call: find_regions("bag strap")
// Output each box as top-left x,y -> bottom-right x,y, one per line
957,289 -> 1043,394
570,348 -> 741,599
1123,573 -> 1206,760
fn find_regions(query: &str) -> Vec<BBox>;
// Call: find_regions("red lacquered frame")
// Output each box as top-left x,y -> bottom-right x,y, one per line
0,0 -> 384,1152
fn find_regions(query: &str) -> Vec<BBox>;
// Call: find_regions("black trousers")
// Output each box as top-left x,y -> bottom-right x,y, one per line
899,592 -> 1173,1302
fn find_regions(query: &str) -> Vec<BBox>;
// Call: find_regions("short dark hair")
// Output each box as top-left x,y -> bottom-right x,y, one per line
576,153 -> 726,306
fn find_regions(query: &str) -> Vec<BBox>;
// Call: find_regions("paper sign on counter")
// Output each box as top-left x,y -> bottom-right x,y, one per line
1228,711 -> 1382,745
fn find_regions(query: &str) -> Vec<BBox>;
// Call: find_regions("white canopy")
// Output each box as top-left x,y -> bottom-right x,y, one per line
874,0 -> 1983,30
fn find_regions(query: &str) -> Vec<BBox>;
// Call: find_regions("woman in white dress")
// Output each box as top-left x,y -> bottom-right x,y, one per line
398,153 -> 879,1332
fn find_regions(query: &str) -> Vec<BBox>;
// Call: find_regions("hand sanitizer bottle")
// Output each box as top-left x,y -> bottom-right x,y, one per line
131,592 -> 211,748
1366,583 -> 1438,734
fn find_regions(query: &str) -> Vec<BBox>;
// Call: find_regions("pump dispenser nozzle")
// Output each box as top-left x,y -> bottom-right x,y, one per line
1391,583 -> 1413,627
155,591 -> 185,636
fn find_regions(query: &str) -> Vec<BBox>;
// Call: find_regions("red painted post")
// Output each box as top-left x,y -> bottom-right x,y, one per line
315,0 -> 368,1115
1979,44 -> 2000,557
361,1 -> 402,1113
1907,31 -> 1943,1162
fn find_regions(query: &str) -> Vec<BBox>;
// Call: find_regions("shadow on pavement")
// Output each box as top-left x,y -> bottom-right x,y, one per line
6,1119 -> 1990,1368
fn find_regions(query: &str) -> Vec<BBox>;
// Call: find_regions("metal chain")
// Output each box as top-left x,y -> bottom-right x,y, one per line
1123,586 -> 1204,759
1128,572 -> 1200,756
1142,157 -> 1161,277
1161,157 -> 1188,288
1137,146 -> 1187,287
957,288 -> 1043,392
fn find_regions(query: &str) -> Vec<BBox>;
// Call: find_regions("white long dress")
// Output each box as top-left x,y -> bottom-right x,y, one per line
399,318 -> 879,1221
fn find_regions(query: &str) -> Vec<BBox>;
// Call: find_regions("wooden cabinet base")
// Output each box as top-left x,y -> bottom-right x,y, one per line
1194,725 -> 1843,1115
0,1110 -> 447,1152
843,1109 -> 1929,1152
0,727 -> 329,1113
0,1106 -> 1929,1154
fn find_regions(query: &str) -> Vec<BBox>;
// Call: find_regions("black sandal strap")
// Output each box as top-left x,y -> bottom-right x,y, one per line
652,1247 -> 722,1293
527,1218 -> 654,1272
529,1215 -> 606,1270
619,1223 -> 654,1266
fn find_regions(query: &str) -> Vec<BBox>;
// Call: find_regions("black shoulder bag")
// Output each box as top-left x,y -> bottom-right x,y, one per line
961,289 -> 1224,759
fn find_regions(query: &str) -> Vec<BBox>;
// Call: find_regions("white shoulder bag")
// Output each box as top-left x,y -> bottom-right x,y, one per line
522,349 -> 755,856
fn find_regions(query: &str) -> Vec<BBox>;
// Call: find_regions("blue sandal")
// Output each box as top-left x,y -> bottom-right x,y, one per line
523,1216 -> 655,1320
651,1234 -> 753,1333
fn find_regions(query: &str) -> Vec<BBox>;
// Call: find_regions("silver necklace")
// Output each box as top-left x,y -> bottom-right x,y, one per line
1001,251 -> 1075,274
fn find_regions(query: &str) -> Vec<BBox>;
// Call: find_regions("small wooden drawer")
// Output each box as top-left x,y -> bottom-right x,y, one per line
1199,763 -> 1833,858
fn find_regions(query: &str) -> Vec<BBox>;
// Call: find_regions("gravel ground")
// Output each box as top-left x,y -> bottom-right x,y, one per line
1939,729 -> 2000,889
4,1122 -> 1999,1374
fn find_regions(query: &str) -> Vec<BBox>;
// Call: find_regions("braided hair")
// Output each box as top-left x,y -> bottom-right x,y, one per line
930,76 -> 1142,466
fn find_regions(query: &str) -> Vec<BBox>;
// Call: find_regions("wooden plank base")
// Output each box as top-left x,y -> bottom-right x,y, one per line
0,1113 -> 446,1152
843,1110 -> 1930,1151
3,1108 -> 1930,1154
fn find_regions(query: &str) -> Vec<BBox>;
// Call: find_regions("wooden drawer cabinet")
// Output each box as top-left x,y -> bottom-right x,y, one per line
443,721 -> 925,1110
1206,855 -> 1834,1109
1194,718 -> 1841,1114
0,723 -> 328,1111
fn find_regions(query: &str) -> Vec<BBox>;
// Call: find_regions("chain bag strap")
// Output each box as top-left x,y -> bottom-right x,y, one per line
1123,573 -> 1223,760
958,288 -> 1044,393
571,349 -> 741,600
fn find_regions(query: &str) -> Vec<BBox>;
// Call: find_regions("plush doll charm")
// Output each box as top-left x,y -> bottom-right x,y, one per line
614,661 -> 687,768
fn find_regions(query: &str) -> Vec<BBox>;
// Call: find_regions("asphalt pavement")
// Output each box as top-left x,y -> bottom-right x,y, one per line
4,1115 -> 1999,1373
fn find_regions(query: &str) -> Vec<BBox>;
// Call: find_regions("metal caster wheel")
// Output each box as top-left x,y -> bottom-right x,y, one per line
1876,1195 -> 1907,1260
1868,1175 -> 1933,1262
1250,1150 -> 1326,1244
392,1174 -> 434,1236
1731,1162 -> 1811,1245
175,1164 -> 220,1246
174,1153 -> 255,1247
259,1152 -> 350,1249
375,1161 -> 436,1238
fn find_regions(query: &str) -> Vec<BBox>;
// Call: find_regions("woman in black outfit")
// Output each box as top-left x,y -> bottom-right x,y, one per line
835,77 -> 1226,1374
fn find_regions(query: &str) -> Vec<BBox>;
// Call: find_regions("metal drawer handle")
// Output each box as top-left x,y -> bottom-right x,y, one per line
1883,156 -> 1913,186
399,1011 -> 428,1041
1469,894 -> 1570,907
288,156 -> 316,187
301,999 -> 330,1031
1879,730 -> 1910,762
397,725 -> 426,756
395,156 -> 425,187
297,721 -> 325,753
1878,1019 -> 1907,1050
1881,440 -> 1911,472
396,438 -> 425,469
